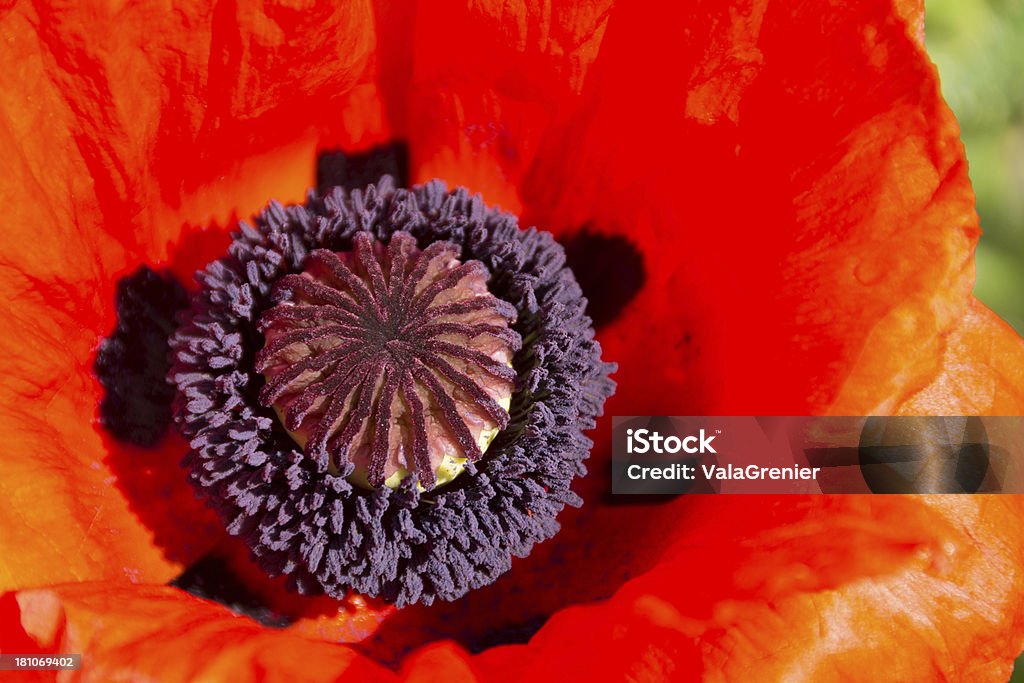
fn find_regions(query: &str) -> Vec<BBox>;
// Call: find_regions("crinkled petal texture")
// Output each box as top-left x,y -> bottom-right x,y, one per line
395,0 -> 1024,417
1,0 -> 1023,681
0,583 -> 395,682
0,0 -> 378,591
2,497 -> 1022,681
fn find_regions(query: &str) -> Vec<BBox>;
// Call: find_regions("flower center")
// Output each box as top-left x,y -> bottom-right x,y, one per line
255,231 -> 520,489
167,178 -> 616,605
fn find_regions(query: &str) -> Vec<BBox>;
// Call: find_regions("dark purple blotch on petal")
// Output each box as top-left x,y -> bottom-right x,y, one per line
170,554 -> 293,628
563,226 -> 646,328
95,266 -> 188,447
317,142 -> 409,195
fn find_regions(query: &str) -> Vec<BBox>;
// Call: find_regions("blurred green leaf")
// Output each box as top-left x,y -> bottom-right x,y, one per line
927,0 -> 1024,334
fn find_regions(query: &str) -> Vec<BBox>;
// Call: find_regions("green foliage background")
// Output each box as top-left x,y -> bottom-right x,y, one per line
926,3 -> 1022,679
928,0 -> 1024,334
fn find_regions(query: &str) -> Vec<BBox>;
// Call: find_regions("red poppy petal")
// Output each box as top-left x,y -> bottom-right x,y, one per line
512,0 -> 996,417
403,496 -> 1024,682
5,498 -> 1017,681
393,0 -> 614,212
345,4 -> 1024,673
315,3 -> 1024,669
893,0 -> 925,44
0,1 -> 380,591
0,582 -> 395,682
361,476 -> 1017,663
897,298 -> 1024,414
198,538 -> 397,643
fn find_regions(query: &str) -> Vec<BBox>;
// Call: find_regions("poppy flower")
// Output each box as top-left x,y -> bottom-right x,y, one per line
2,0 -> 1023,681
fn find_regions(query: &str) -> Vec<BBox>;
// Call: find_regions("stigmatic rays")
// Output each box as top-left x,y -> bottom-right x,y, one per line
256,231 -> 519,490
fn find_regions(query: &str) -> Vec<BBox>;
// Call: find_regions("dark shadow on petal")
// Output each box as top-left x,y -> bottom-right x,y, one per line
168,544 -> 381,632
562,226 -> 646,328
170,555 -> 294,628
94,266 -> 187,447
461,614 -> 550,653
101,428 -> 226,565
166,223 -> 234,288
356,605 -> 553,669
317,142 -> 409,193
97,254 -> 228,567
